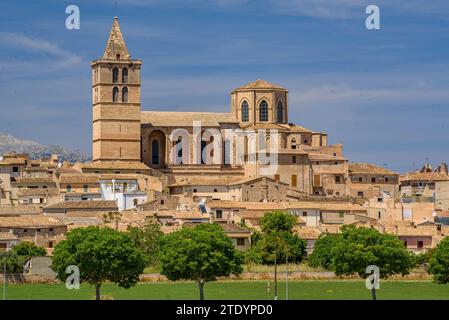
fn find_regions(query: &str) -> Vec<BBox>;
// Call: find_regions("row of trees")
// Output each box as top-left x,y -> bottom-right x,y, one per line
47,210 -> 449,300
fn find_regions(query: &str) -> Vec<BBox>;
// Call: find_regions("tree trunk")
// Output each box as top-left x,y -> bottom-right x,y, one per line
95,283 -> 101,301
198,279 -> 205,301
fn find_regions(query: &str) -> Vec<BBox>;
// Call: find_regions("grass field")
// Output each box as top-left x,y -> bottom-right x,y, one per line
3,280 -> 449,300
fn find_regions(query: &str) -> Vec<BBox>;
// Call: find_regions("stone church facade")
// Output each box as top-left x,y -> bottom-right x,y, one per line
92,17 -> 351,197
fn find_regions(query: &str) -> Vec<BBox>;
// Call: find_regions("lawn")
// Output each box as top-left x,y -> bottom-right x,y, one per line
3,280 -> 449,300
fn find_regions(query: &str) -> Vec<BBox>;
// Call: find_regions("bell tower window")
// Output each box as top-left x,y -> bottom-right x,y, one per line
122,87 -> 128,102
122,68 -> 128,83
112,86 -> 119,102
112,67 -> 119,83
241,101 -> 249,122
259,100 -> 268,122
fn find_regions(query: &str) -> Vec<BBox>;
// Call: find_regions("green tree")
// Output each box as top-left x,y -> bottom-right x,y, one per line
12,241 -> 46,258
330,225 -> 414,278
308,233 -> 341,269
429,237 -> 449,283
159,223 -> 243,300
127,219 -> 163,266
249,211 -> 306,265
51,226 -> 147,300
0,251 -> 26,274
260,210 -> 297,233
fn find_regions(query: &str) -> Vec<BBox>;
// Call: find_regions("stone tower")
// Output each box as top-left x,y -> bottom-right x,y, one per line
91,17 -> 142,162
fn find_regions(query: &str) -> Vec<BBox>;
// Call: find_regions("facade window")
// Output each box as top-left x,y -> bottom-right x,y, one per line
133,199 -> 138,206
385,177 -> 389,183
112,67 -> 119,83
418,182 -> 424,187
12,166 -> 19,173
302,212 -> 307,217
291,175 -> 297,187
357,191 -> 364,198
291,138 -> 296,149
83,185 -> 88,192
237,238 -> 245,246
292,156 -> 297,164
259,100 -> 268,121
213,188 -> 218,193
122,87 -> 128,102
241,101 -> 249,122
378,211 -> 381,219
277,101 -> 284,123
112,86 -> 119,102
339,211 -> 344,218
66,185 -> 72,192
372,177 -> 376,183
116,54 -> 121,60
122,68 -> 128,83
152,140 -> 159,164
335,176 -> 341,183
417,241 -> 424,249
216,210 -> 223,219
358,177 -> 363,183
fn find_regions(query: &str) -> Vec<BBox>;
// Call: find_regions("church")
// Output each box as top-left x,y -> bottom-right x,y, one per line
91,17 -> 348,197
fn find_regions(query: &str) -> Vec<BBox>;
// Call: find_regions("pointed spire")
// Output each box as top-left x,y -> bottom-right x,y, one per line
103,17 -> 130,60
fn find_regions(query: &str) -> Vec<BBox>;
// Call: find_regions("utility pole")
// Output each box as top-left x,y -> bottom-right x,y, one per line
274,252 -> 278,300
285,252 -> 289,300
3,259 -> 6,300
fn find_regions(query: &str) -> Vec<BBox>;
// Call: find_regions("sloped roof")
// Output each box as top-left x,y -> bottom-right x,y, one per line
349,163 -> 398,175
141,111 -> 239,127
233,79 -> 287,91
400,171 -> 449,182
77,161 -> 150,171
44,200 -> 118,210
0,205 -> 42,216
59,174 -> 99,184
102,17 -> 130,60
0,232 -> 18,241
0,216 -> 65,228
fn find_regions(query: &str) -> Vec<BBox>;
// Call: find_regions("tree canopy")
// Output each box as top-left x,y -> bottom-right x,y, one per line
127,219 -> 163,266
51,226 -> 147,300
429,237 -> 449,284
159,223 -> 243,300
309,225 -> 415,278
12,241 -> 46,258
246,211 -> 306,265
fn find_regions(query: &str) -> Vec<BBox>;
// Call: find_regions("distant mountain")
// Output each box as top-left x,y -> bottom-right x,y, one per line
0,132 -> 91,163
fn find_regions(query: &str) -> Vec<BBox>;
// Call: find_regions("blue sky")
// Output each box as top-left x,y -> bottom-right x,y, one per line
0,0 -> 449,173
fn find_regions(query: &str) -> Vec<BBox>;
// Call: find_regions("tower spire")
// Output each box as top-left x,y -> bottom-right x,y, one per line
103,17 -> 130,60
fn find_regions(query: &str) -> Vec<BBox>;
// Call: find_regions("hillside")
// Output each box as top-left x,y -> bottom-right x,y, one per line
0,132 -> 90,163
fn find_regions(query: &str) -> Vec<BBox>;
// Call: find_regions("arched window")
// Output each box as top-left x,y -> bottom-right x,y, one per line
151,140 -> 159,164
122,87 -> 128,102
122,68 -> 128,83
112,67 -> 119,83
259,100 -> 268,121
112,86 -> 119,102
177,137 -> 183,164
277,101 -> 284,123
291,137 -> 296,149
241,101 -> 249,122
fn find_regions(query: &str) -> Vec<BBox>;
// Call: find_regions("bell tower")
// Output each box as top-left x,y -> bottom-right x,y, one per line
92,17 -> 142,162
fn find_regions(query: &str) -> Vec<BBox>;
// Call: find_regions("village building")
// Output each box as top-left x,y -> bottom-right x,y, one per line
400,163 -> 449,198
0,216 -> 67,250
